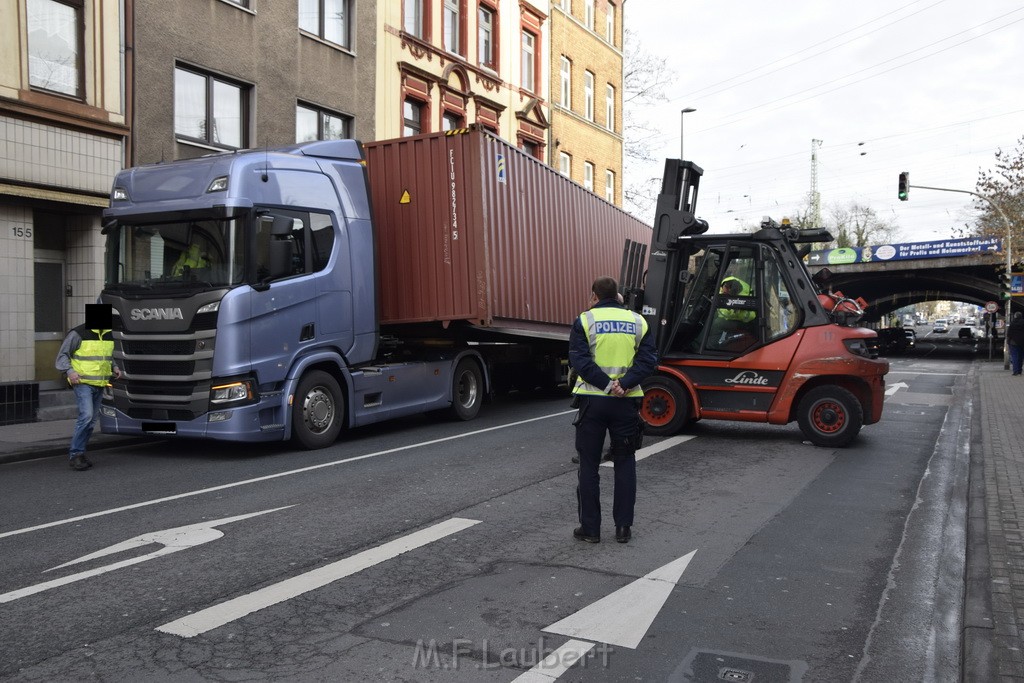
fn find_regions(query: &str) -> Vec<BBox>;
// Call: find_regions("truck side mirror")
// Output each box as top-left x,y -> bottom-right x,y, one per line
269,239 -> 292,279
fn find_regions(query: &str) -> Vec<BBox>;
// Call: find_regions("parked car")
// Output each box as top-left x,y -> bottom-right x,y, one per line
933,318 -> 949,333
877,327 -> 910,354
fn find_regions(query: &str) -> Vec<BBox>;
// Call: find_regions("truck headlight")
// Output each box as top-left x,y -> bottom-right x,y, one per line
210,380 -> 255,405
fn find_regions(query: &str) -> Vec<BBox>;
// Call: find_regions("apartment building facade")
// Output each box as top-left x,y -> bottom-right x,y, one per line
378,0 -> 551,156
0,0 -> 128,421
549,0 -> 622,205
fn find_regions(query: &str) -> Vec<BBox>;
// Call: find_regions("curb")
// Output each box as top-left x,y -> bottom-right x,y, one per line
0,436 -> 157,466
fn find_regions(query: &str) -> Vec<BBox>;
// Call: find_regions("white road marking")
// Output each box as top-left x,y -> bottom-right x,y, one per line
156,517 -> 481,638
885,381 -> 909,397
601,435 -> 694,468
886,371 -> 966,376
543,549 -> 697,649
510,640 -> 596,683
0,411 -> 573,541
0,507 -> 291,605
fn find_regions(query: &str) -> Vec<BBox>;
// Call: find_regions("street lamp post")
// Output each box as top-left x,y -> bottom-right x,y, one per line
680,108 -> 696,160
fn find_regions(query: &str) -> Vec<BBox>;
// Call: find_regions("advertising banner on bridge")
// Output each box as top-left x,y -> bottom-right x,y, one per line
806,236 -> 1003,266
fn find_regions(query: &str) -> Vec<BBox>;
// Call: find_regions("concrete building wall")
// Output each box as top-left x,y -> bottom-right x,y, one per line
132,0 -> 377,165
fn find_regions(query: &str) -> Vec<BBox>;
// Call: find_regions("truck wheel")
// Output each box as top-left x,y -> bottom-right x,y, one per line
449,358 -> 483,421
797,386 -> 863,448
292,370 -> 344,449
640,375 -> 690,436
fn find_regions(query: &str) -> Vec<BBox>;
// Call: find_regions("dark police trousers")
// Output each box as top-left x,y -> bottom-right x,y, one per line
575,395 -> 640,536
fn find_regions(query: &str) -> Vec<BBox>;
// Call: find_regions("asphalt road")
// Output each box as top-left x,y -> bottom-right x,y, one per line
0,354 -> 972,682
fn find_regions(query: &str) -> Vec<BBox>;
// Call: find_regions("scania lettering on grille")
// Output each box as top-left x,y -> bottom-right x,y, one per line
594,320 -> 637,335
130,307 -> 184,321
724,370 -> 770,386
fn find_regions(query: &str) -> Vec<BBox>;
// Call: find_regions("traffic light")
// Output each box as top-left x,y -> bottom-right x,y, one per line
1001,270 -> 1013,300
898,172 -> 909,201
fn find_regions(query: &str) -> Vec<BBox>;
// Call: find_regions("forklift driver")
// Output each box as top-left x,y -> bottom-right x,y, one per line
710,275 -> 757,351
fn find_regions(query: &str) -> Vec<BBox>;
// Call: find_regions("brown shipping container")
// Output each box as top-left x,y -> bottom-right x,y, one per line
363,128 -> 652,336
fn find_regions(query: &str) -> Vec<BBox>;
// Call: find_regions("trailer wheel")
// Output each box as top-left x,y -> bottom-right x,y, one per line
292,370 -> 344,449
449,358 -> 483,421
640,375 -> 690,436
796,386 -> 863,448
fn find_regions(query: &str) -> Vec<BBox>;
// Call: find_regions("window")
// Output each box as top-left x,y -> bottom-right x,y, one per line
521,31 -> 536,92
606,2 -> 615,42
254,209 -> 336,282
404,0 -> 425,38
559,152 -> 571,177
27,0 -> 83,97
222,0 -> 250,6
403,99 -> 425,136
763,252 -> 797,340
296,103 -> 351,142
584,162 -> 594,191
605,170 -> 615,203
444,0 -> 461,54
174,66 -> 246,148
584,0 -> 594,29
559,57 -> 571,108
443,111 -> 464,131
605,84 -> 615,131
478,6 -> 495,69
520,139 -> 539,158
584,71 -> 594,121
299,0 -> 351,49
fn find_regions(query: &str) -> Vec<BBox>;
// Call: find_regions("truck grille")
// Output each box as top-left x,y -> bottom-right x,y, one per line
122,339 -> 195,355
123,359 -> 196,376
126,381 -> 194,397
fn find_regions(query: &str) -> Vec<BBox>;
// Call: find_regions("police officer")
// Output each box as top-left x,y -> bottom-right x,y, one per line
55,304 -> 120,471
569,276 -> 657,544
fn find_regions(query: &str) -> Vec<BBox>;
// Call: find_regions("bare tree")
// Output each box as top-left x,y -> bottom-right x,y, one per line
827,202 -> 899,247
971,135 -> 1024,267
622,29 -> 676,220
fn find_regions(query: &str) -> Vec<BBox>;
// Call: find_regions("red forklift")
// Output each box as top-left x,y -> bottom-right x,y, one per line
621,160 -> 889,447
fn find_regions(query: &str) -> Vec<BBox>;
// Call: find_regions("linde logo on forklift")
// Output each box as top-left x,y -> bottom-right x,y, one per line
723,370 -> 770,386
130,307 -> 184,321
595,320 -> 638,335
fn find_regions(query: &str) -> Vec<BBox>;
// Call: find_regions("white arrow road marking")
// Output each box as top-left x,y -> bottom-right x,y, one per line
0,507 -> 292,605
885,381 -> 910,397
511,640 -> 596,683
601,435 -> 694,468
156,517 -> 481,638
542,549 -> 697,649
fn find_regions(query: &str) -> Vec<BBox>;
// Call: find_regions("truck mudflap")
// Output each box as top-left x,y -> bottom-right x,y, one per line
99,393 -> 289,443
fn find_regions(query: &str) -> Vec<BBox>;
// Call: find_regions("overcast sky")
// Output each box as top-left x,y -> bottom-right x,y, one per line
623,0 -> 1024,244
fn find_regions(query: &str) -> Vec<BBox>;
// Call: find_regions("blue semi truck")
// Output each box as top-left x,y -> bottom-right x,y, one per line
98,128 -> 651,448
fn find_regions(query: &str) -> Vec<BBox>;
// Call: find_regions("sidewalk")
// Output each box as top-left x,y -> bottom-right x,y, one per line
0,367 -> 1020,679
0,418 -> 149,465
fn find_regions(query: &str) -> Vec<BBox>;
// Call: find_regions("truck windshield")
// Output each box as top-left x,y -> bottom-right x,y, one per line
107,217 -> 245,290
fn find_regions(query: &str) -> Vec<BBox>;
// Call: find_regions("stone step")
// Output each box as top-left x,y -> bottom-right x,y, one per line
37,390 -> 78,421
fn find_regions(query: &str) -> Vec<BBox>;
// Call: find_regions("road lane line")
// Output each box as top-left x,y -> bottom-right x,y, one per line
601,435 -> 694,468
0,411 -> 573,541
156,517 -> 481,638
510,640 -> 595,682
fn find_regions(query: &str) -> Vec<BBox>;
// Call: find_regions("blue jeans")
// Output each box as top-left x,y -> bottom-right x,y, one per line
1011,344 -> 1023,375
70,383 -> 103,457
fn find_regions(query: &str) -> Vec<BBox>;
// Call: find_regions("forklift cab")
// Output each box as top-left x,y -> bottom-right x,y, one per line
665,239 -> 803,358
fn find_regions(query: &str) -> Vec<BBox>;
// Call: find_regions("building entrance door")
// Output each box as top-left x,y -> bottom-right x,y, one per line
34,258 -> 66,389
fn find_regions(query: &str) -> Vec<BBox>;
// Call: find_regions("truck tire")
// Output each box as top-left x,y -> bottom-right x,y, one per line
292,370 -> 344,449
796,385 -> 863,448
640,375 -> 690,436
449,358 -> 483,420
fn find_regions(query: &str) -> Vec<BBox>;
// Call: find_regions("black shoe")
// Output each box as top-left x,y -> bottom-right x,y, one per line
573,527 -> 600,543
571,454 -> 580,464
69,455 -> 90,471
81,455 -> 93,468
615,526 -> 631,543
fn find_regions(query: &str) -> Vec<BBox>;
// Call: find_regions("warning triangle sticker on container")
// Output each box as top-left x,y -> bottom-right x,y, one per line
400,190 -> 411,204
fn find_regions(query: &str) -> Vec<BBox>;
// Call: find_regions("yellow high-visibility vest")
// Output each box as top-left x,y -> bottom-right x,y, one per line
573,307 -> 647,397
71,329 -> 114,387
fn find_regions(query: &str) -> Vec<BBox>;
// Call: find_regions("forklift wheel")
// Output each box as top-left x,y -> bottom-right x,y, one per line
640,376 -> 691,436
796,386 -> 863,448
